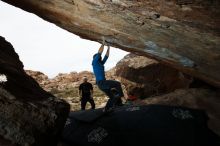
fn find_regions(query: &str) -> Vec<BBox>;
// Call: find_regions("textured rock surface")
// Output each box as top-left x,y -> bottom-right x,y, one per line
2,0 -> 220,87
25,70 -> 49,85
0,136 -> 16,146
0,36 -> 70,146
139,88 -> 220,136
116,54 -> 193,98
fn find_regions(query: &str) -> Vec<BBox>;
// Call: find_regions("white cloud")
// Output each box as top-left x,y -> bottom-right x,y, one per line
0,1 -> 128,78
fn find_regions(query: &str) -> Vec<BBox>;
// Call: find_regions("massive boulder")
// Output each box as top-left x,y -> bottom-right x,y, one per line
0,36 -> 70,146
1,0 -> 220,87
116,54 -> 193,98
140,88 -> 220,136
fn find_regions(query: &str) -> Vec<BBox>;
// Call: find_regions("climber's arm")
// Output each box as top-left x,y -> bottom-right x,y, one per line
98,38 -> 106,54
102,46 -> 110,64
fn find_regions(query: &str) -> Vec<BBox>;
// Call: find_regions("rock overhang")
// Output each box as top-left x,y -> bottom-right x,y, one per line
1,0 -> 220,87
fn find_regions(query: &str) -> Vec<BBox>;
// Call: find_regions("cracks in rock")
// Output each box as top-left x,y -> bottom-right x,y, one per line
101,3 -> 173,31
71,0 -> 75,5
64,0 -> 75,5
176,0 -> 193,6
141,11 -> 161,21
84,0 -> 106,9
161,24 -> 171,29
131,10 -> 162,28
64,0 -> 80,11
135,15 -> 172,33
176,0 -> 220,9
149,13 -> 160,20
103,34 -> 120,46
135,16 -> 145,26
102,0 -> 141,11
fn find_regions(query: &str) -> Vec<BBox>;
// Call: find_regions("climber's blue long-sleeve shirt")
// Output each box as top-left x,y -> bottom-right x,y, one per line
92,53 -> 108,82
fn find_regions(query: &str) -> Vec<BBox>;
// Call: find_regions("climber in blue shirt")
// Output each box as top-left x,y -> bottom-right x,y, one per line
92,39 -> 124,112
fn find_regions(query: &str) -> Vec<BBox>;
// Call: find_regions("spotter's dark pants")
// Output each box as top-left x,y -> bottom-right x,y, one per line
81,97 -> 95,110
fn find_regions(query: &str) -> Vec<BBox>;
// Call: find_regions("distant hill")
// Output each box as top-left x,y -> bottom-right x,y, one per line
25,69 -> 117,111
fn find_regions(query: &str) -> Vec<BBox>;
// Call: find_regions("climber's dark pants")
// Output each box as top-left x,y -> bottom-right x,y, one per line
97,80 -> 124,110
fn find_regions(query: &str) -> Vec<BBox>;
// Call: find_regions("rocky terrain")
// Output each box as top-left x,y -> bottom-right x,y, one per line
0,37 -> 70,146
28,53 -> 199,112
1,0 -> 220,145
1,37 -> 219,145
25,53 -> 220,139
25,69 -> 117,111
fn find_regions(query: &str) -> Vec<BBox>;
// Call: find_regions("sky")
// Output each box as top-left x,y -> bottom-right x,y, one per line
0,1 -> 128,78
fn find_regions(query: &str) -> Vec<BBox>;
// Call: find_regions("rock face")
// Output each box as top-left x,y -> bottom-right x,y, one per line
116,54 -> 193,98
1,0 -> 220,87
26,70 -> 95,91
0,37 -> 70,146
25,70 -> 49,84
140,88 -> 220,136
